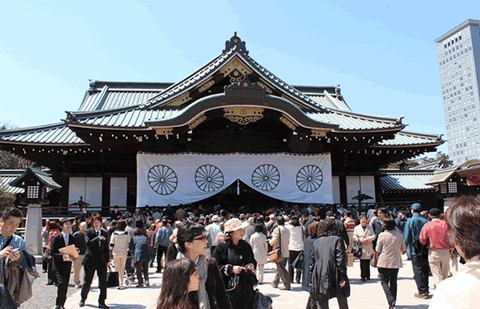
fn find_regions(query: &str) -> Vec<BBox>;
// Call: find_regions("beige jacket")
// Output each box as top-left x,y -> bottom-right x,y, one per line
376,230 -> 406,269
269,226 -> 290,258
353,224 -> 376,259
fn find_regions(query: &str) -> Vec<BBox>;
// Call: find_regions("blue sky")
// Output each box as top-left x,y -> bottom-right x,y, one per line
1,1 -> 478,156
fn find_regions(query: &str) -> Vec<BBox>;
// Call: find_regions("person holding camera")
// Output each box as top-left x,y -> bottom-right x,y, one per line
213,218 -> 257,309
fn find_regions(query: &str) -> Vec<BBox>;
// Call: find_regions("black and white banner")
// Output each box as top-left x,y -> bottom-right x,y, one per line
137,152 -> 332,206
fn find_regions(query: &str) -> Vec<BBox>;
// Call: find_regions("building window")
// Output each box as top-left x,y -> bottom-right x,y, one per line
27,186 -> 39,199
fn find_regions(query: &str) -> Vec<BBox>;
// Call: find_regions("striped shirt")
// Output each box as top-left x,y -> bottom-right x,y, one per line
0,232 -> 27,279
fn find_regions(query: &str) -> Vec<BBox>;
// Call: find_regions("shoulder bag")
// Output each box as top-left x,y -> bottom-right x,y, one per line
352,240 -> 363,259
253,288 -> 273,309
268,227 -> 284,263
370,252 -> 379,268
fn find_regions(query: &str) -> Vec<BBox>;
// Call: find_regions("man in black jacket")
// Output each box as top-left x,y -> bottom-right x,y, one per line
326,210 -> 349,248
79,214 -> 110,309
51,218 -> 77,309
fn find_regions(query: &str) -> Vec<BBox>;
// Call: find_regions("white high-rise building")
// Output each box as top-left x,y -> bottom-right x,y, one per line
435,19 -> 480,164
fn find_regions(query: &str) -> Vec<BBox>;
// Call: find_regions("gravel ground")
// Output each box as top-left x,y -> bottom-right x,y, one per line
20,262 -> 82,309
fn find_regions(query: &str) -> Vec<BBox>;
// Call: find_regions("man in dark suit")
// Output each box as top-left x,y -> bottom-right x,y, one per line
79,214 -> 109,309
79,205 -> 90,223
51,218 -> 77,309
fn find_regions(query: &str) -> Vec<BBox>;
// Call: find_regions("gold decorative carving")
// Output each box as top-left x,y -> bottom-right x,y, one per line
199,80 -> 215,92
189,114 -> 207,130
311,130 -> 329,137
155,128 -> 173,135
224,107 -> 264,125
229,69 -> 244,83
221,57 -> 252,77
279,116 -> 296,130
165,92 -> 191,106
256,81 -> 273,94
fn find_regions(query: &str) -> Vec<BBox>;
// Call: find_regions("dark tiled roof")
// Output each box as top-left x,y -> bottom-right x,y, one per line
0,123 -> 85,145
380,172 -> 435,191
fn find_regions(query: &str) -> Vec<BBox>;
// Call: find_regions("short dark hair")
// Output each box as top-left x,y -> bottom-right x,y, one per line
377,207 -> 387,215
276,216 -> 285,226
345,210 -> 352,218
429,208 -> 441,218
92,213 -> 102,222
382,216 -> 396,231
1,207 -> 23,222
318,219 -> 335,237
132,228 -> 144,236
59,218 -> 70,226
291,216 -> 300,227
445,196 -> 480,260
116,220 -> 127,231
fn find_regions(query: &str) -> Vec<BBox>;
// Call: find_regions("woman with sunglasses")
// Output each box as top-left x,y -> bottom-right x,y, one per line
166,221 -> 232,309
212,218 -> 257,309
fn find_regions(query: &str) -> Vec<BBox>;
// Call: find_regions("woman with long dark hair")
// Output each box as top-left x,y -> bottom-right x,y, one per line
213,218 -> 257,309
109,219 -> 131,289
157,258 -> 199,309
166,221 -> 232,309
302,221 -> 319,291
309,219 -> 350,309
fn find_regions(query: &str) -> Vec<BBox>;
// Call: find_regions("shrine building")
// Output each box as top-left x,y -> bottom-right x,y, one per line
0,34 -> 444,213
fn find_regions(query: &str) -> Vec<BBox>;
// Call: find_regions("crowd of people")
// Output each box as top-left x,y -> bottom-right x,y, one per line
1,197 -> 480,308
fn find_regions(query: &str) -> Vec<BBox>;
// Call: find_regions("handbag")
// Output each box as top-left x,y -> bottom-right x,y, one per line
370,252 -> 379,268
106,265 -> 119,287
292,251 -> 304,270
268,226 -> 284,263
253,288 -> 273,309
352,240 -> 363,259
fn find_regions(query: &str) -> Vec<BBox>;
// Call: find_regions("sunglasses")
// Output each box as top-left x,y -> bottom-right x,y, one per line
193,234 -> 207,241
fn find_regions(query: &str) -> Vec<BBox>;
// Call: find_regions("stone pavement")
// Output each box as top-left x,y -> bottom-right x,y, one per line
55,255 -> 433,309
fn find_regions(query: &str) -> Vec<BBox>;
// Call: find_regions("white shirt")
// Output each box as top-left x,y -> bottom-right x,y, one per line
429,256 -> 480,309
61,232 -> 69,246
285,224 -> 305,251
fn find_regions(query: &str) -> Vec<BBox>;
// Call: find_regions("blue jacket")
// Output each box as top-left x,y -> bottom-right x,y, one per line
155,226 -> 172,248
132,235 -> 150,263
403,213 -> 429,256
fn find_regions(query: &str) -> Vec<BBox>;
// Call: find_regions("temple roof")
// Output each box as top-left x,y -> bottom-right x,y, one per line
0,33 -> 443,153
379,171 -> 435,191
0,170 -> 25,194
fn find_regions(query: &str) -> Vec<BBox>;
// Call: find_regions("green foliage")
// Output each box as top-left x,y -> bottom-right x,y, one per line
0,190 -> 16,210
386,151 -> 453,169
0,123 -> 33,169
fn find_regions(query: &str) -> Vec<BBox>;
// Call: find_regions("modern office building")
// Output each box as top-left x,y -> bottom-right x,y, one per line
435,19 -> 480,164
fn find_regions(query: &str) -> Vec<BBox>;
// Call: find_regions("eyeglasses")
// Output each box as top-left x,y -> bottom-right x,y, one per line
193,234 -> 207,241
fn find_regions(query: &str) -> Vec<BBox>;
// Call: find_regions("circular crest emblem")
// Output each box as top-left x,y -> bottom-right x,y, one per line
148,165 -> 178,195
251,164 -> 280,191
195,164 -> 224,192
296,165 -> 323,193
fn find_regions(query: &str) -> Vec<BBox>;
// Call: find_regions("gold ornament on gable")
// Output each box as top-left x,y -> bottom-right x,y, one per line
224,107 -> 264,125
164,92 -> 191,107
279,116 -> 296,130
189,114 -> 207,130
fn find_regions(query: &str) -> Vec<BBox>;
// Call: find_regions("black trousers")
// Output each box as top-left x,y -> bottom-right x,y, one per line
136,259 -> 149,285
156,245 -> 168,271
81,263 -> 107,304
314,295 -> 349,309
55,263 -> 72,307
378,268 -> 399,306
288,250 -> 302,283
360,259 -> 371,279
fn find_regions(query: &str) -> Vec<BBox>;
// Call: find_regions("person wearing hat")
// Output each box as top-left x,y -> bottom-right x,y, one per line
419,207 -> 451,288
213,218 -> 257,309
206,215 -> 222,253
403,203 -> 430,299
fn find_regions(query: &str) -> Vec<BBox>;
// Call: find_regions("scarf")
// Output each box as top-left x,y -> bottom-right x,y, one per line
177,252 -> 210,309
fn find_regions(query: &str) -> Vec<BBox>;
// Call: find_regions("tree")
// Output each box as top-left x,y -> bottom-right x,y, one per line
0,123 -> 33,169
0,190 -> 16,210
461,158 -> 480,167
417,151 -> 454,168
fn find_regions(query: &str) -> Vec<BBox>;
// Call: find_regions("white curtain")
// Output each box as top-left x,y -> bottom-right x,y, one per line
137,152 -> 333,206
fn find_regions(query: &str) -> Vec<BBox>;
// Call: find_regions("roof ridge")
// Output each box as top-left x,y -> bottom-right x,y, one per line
0,122 -> 66,135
